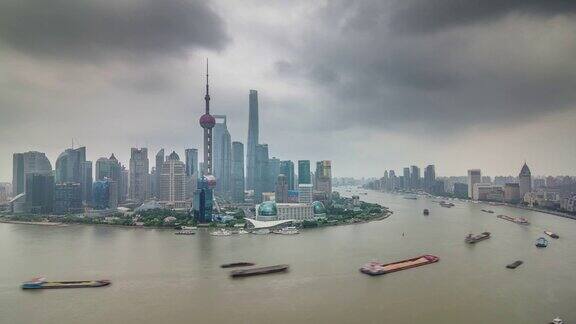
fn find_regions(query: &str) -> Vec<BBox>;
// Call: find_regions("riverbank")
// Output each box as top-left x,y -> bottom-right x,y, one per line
0,219 -> 66,226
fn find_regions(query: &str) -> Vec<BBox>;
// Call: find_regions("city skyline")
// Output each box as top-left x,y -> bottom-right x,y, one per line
2,1 -> 576,181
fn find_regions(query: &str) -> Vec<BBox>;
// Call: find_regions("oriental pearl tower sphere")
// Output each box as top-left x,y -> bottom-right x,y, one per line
199,60 -> 217,188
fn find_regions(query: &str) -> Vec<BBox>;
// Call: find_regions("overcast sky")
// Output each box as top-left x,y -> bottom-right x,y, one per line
1,0 -> 576,181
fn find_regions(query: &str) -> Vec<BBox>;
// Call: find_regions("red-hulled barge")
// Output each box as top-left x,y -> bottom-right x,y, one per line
360,255 -> 439,276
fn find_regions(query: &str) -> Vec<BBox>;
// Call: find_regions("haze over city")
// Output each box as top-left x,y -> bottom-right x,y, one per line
1,0 -> 576,181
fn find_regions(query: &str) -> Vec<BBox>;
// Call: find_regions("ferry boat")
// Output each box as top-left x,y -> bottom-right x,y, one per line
272,226 -> 299,235
220,262 -> 255,268
506,260 -> 523,269
439,201 -> 454,208
360,255 -> 439,276
465,232 -> 491,244
210,229 -> 232,236
423,209 -> 429,215
544,230 -> 559,239
535,237 -> 549,248
22,277 -> 111,289
497,214 -> 530,225
230,264 -> 289,278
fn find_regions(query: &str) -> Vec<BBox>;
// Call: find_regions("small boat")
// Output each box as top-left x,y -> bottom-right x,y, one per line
544,230 -> 559,239
497,214 -> 530,225
423,209 -> 429,215
506,260 -> 523,269
174,230 -> 195,235
22,277 -> 111,289
210,229 -> 232,236
230,264 -> 289,278
251,229 -> 270,235
360,255 -> 439,276
272,226 -> 299,235
403,195 -> 418,200
465,232 -> 491,244
535,237 -> 549,248
221,262 -> 255,268
550,317 -> 564,324
182,226 -> 198,230
481,209 -> 494,214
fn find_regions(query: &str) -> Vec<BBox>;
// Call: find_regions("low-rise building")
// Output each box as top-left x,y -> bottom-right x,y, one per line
503,183 -> 521,203
473,183 -> 504,202
524,190 -> 561,208
560,194 -> 576,212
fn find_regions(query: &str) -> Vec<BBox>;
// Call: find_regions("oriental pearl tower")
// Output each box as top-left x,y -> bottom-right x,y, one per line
199,60 -> 216,180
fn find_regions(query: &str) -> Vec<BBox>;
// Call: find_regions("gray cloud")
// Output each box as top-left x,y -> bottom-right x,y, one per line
391,0 -> 576,34
0,0 -> 229,61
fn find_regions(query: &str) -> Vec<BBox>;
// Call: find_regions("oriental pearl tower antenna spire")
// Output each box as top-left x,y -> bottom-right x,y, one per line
199,58 -> 216,176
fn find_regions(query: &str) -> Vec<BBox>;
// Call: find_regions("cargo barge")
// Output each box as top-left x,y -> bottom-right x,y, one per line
21,278 -> 111,289
230,264 -> 289,278
360,255 -> 439,276
506,260 -> 523,269
497,214 -> 530,225
465,232 -> 491,244
221,262 -> 255,268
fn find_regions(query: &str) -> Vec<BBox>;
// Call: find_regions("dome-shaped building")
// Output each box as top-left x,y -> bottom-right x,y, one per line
167,151 -> 180,161
312,201 -> 327,217
257,201 -> 278,221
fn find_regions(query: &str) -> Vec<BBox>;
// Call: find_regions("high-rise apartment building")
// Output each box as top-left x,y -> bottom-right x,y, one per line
231,142 -> 245,203
129,148 -> 149,202
246,90 -> 259,190
467,169 -> 482,199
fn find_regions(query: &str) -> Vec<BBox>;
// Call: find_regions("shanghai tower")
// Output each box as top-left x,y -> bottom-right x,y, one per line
246,89 -> 259,190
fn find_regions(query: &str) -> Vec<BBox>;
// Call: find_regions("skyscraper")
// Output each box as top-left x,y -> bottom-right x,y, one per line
268,157 -> 281,192
246,89 -> 259,190
410,165 -> 421,190
254,144 -> 269,203
518,162 -> 532,199
467,169 -> 482,199
12,151 -> 52,195
315,160 -> 332,197
213,115 -> 231,196
95,154 -> 122,202
159,151 -> 187,208
92,179 -> 118,210
231,142 -> 245,203
275,174 -> 288,203
424,165 -> 436,192
199,61 -> 216,176
155,149 -> 165,199
298,160 -> 311,185
403,167 -> 410,189
185,148 -> 198,177
280,160 -> 295,190
55,146 -> 91,203
25,172 -> 54,214
129,147 -> 149,202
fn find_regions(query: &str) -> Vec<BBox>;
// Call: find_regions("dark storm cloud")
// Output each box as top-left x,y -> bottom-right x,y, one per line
273,0 -> 576,132
391,0 -> 576,34
0,0 -> 229,61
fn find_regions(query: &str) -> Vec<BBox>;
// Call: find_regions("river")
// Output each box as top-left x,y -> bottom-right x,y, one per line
1,188 -> 575,323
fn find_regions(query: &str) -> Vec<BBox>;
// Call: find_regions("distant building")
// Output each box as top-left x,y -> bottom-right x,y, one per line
503,183 -> 521,203
423,165 -> 435,193
268,157 -> 281,193
275,174 -> 288,203
453,182 -> 468,198
159,151 -> 188,209
518,163 -> 532,199
280,160 -> 295,190
314,161 -> 332,198
298,183 -> 313,203
403,167 -> 410,190
246,89 -> 259,190
154,149 -> 164,199
262,192 -> 275,202
213,115 -> 232,197
473,183 -> 504,202
231,142 -> 245,203
55,147 -> 91,203
560,194 -> 576,212
287,190 -> 299,203
185,148 -> 198,177
95,154 -> 122,202
524,189 -> 560,208
254,144 -> 269,203
298,160 -> 311,185
467,169 -> 481,199
54,183 -> 82,214
255,201 -> 316,221
25,173 -> 55,214
410,165 -> 421,189
92,179 -> 118,210
129,148 -> 149,202
193,176 -> 215,223
12,151 -> 52,196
